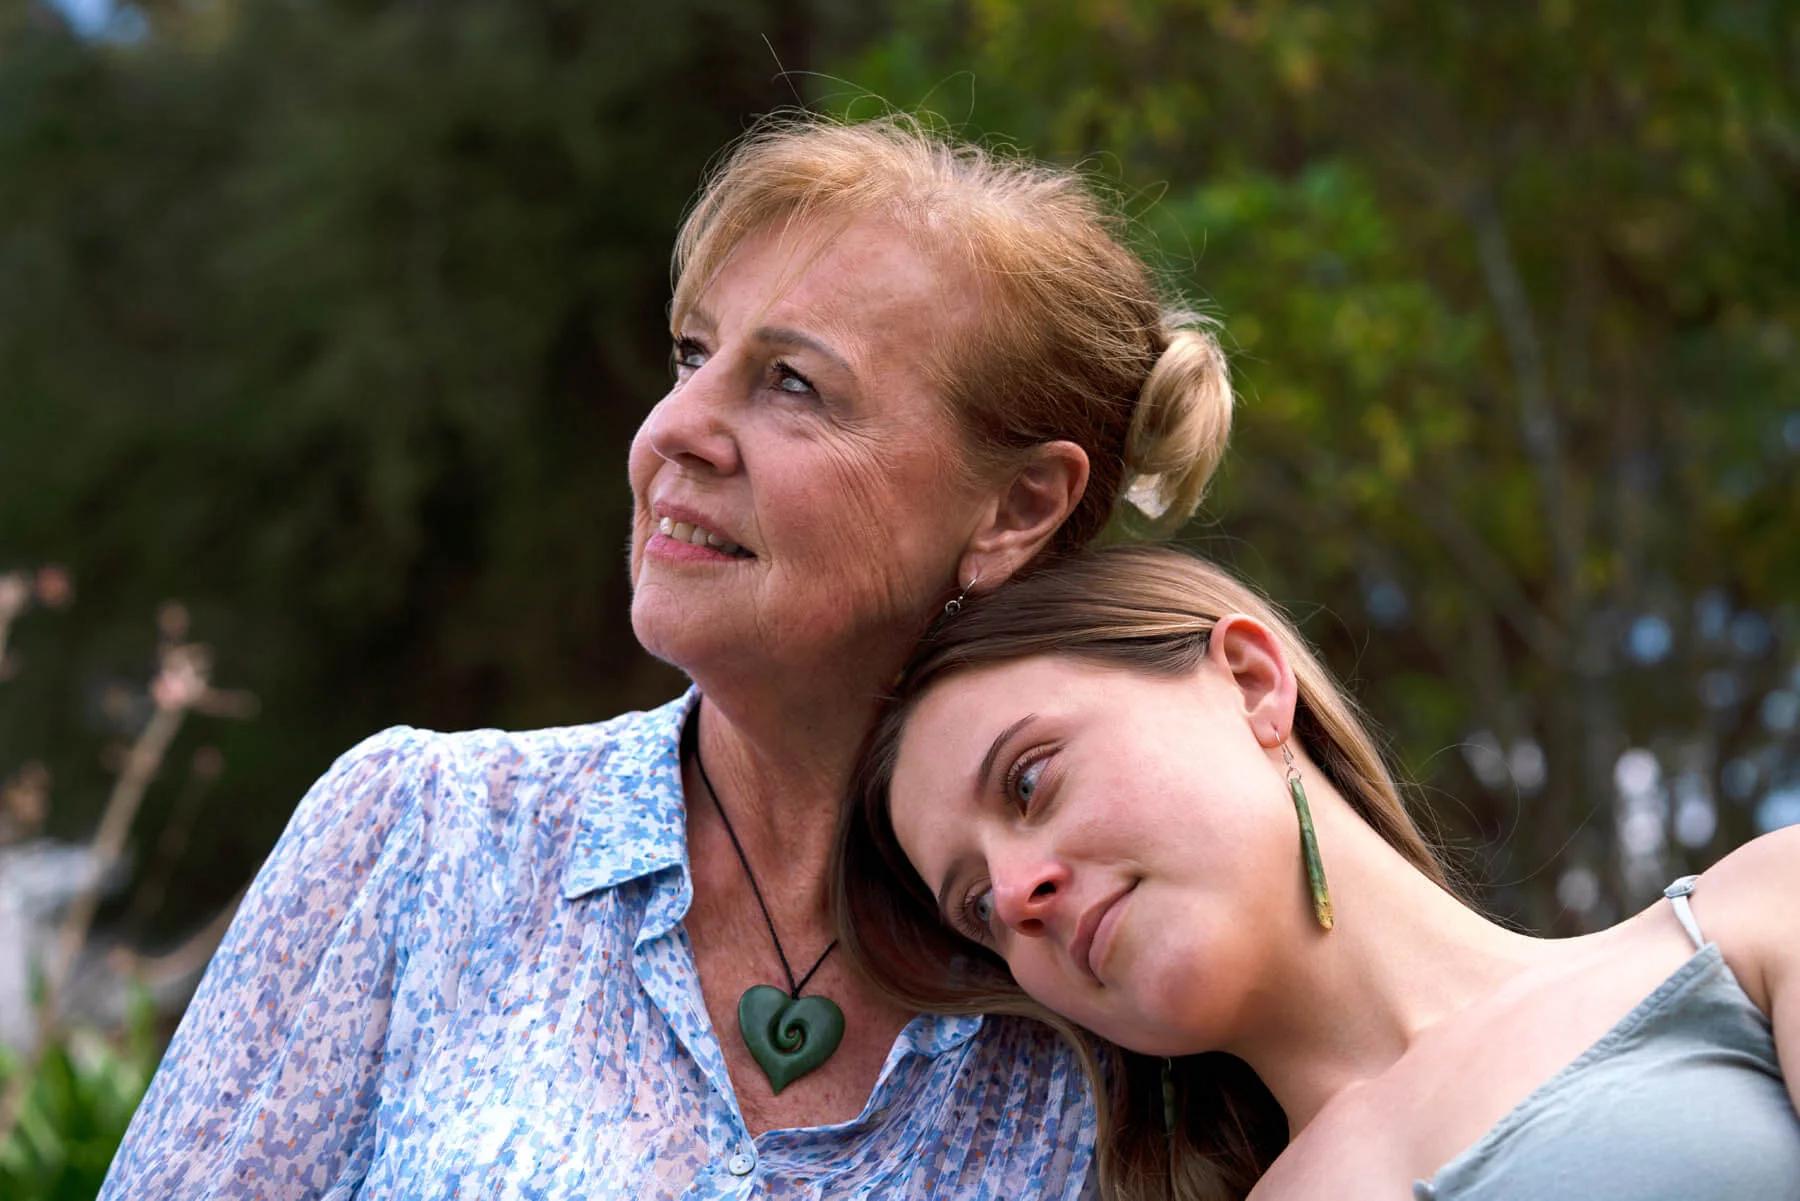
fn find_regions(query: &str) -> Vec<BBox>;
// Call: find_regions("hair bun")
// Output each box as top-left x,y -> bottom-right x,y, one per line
1121,316 -> 1234,525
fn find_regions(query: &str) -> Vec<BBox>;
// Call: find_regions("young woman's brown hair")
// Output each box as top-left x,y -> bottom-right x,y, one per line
834,544 -> 1452,1201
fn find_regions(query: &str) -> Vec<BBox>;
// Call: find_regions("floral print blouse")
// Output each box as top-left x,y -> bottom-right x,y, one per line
100,690 -> 1098,1199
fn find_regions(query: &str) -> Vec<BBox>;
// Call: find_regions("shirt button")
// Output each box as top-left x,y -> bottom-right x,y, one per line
727,1151 -> 755,1176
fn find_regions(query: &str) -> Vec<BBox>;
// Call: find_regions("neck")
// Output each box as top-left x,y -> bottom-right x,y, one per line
1221,789 -> 1553,1133
685,654 -> 899,892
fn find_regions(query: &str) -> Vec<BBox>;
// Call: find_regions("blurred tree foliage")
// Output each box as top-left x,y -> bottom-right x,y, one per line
1,0 -> 838,938
836,0 -> 1800,928
0,0 -> 1795,968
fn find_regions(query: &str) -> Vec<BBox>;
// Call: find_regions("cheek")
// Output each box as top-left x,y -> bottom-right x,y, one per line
624,431 -> 661,577
1132,942 -> 1211,1030
769,434 -> 965,601
825,434 -> 940,534
626,416 -> 661,501
1008,953 -> 1176,1057
1110,894 -> 1260,1056
1107,730 -> 1276,874
1006,952 -> 1086,1022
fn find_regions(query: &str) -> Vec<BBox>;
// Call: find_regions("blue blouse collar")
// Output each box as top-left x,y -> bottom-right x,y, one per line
558,685 -> 986,1057
561,687 -> 699,900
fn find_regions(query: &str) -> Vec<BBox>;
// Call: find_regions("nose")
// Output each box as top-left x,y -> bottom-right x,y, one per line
639,362 -> 741,476
990,851 -> 1070,938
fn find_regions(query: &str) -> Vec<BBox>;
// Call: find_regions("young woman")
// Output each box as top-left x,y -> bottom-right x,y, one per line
837,545 -> 1800,1201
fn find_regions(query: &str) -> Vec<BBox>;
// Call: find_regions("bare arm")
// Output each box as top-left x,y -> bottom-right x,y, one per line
1692,824 -> 1800,1112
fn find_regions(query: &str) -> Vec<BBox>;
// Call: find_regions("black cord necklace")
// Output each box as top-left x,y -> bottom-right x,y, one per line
685,708 -> 845,1094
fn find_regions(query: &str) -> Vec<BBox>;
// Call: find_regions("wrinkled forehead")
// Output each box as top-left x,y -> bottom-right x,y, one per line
674,209 -> 983,363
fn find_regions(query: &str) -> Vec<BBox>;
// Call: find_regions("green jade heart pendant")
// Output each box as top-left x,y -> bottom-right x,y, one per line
737,984 -> 845,1094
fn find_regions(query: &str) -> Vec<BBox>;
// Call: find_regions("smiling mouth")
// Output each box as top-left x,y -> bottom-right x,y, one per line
1073,883 -> 1137,983
656,515 -> 754,558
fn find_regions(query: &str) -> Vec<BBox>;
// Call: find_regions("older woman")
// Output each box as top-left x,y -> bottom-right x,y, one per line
100,114 -> 1233,1199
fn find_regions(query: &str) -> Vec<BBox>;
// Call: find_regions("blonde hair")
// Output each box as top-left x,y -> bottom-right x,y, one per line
673,113 -> 1233,549
834,545 -> 1452,1201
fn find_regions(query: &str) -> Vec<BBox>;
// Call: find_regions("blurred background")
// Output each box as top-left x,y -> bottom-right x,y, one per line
0,0 -> 1795,1192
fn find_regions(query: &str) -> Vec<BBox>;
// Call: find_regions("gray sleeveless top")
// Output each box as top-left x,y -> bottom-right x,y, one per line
1413,876 -> 1800,1201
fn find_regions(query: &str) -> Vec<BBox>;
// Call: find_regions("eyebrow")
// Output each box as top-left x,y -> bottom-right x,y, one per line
677,308 -> 854,377
753,325 -> 854,376
932,713 -> 1037,925
977,714 -> 1036,799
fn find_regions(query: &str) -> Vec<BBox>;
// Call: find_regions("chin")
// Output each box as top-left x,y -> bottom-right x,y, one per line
630,592 -> 704,671
1102,957 -> 1215,1057
630,594 -> 767,687
1086,1000 -> 1208,1059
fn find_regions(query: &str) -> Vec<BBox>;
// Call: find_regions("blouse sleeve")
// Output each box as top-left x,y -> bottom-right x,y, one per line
100,726 -> 442,1200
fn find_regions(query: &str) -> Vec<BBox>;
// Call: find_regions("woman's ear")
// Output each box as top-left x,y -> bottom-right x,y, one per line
957,441 -> 1089,588
1207,614 -> 1298,749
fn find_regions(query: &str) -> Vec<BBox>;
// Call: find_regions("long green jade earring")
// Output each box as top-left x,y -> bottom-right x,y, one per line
1282,742 -> 1334,931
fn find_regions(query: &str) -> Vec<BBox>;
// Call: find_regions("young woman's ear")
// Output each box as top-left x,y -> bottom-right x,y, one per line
1207,614 -> 1299,749
957,441 -> 1089,589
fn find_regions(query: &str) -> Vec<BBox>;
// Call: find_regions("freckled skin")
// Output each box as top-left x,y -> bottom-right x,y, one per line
893,654 -> 1800,1190
890,654 -> 1305,1058
628,218 -> 988,691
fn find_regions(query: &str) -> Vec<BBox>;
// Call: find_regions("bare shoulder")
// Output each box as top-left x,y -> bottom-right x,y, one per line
1249,1092 -> 1398,1201
1690,827 -> 1800,1012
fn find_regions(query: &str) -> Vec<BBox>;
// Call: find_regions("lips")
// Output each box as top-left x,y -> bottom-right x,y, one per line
1070,882 -> 1136,983
650,502 -> 753,558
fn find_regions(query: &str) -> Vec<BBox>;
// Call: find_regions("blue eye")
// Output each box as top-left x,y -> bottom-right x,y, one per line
1011,756 -> 1047,809
954,885 -> 996,942
773,361 -> 816,396
672,337 -> 707,372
